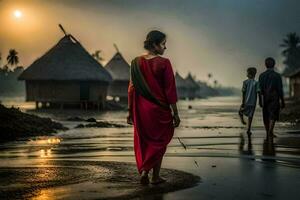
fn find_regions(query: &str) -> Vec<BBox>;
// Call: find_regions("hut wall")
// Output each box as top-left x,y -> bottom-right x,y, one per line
25,81 -> 108,103
25,81 -> 79,102
89,83 -> 109,104
107,80 -> 129,98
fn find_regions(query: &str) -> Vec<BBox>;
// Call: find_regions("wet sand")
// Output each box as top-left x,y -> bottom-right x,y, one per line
0,96 -> 300,200
0,160 -> 199,200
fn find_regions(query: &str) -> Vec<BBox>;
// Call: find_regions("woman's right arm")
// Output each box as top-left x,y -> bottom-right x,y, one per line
170,103 -> 180,127
164,59 -> 180,127
127,80 -> 134,125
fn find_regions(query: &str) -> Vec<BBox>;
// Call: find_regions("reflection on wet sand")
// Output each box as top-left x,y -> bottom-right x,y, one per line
31,189 -> 57,200
137,194 -> 164,200
40,149 -> 52,158
239,133 -> 254,157
262,139 -> 276,161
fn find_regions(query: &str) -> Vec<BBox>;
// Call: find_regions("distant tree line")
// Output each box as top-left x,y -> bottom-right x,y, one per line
0,49 -> 25,96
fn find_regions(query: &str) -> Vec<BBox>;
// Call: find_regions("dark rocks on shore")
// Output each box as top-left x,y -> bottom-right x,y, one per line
67,117 -> 98,123
86,117 -> 97,122
0,104 -> 68,142
75,121 -> 127,129
66,116 -> 85,121
67,116 -> 127,128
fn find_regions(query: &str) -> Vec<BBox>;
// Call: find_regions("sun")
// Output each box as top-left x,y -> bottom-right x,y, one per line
13,10 -> 23,18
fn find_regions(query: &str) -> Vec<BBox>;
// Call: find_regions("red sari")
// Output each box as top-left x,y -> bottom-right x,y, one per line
128,56 -> 178,173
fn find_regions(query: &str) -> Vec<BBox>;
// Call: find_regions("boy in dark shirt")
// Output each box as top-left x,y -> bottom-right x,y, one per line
258,57 -> 285,140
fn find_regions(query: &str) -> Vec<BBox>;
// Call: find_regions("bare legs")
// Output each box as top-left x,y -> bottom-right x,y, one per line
239,110 -> 246,125
268,120 -> 276,138
140,170 -> 149,185
238,110 -> 252,138
151,157 -> 166,184
140,157 -> 166,185
263,119 -> 276,140
152,157 -> 162,180
247,117 -> 253,138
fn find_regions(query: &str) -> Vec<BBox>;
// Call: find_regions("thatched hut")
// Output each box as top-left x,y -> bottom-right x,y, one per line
283,67 -> 300,98
185,73 -> 200,100
18,31 -> 112,109
196,81 -> 219,98
105,47 -> 130,102
175,72 -> 188,99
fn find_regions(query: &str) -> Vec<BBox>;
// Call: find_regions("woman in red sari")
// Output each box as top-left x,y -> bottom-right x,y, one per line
127,30 -> 180,185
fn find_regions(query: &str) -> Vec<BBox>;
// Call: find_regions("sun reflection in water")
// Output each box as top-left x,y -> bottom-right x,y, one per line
29,137 -> 62,145
31,137 -> 62,158
31,188 -> 57,200
40,149 -> 52,158
47,138 -> 61,144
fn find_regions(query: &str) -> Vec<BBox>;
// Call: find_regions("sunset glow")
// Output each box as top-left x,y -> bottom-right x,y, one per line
13,10 -> 22,18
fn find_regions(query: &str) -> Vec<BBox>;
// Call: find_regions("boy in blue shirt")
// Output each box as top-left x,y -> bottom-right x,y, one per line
239,67 -> 261,138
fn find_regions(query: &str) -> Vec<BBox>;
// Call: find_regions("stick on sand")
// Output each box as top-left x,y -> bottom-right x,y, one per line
177,137 -> 187,150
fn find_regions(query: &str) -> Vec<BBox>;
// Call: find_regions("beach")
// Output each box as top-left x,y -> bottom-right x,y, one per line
0,96 -> 300,199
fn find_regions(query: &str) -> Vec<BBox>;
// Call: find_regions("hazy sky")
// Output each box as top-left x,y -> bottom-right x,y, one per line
1,0 -> 300,86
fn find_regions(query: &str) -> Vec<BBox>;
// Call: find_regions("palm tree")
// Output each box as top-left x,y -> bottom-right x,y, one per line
91,50 -> 104,62
6,49 -> 19,69
207,73 -> 213,86
213,80 -> 218,88
207,73 -> 212,79
280,32 -> 300,70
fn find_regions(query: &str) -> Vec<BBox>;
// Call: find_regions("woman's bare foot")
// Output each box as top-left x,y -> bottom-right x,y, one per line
140,171 -> 149,185
150,177 -> 166,185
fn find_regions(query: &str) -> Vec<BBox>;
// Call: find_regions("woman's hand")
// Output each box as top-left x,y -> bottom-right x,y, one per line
173,114 -> 181,128
127,112 -> 133,125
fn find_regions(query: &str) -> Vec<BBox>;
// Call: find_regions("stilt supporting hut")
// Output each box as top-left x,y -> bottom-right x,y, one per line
18,25 -> 112,109
105,44 -> 130,103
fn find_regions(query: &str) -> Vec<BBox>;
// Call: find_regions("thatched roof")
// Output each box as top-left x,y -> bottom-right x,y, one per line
105,52 -> 130,81
175,72 -> 187,88
185,73 -> 200,89
19,35 -> 112,82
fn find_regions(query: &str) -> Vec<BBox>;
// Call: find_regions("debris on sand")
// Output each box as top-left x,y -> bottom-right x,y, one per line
177,137 -> 187,150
